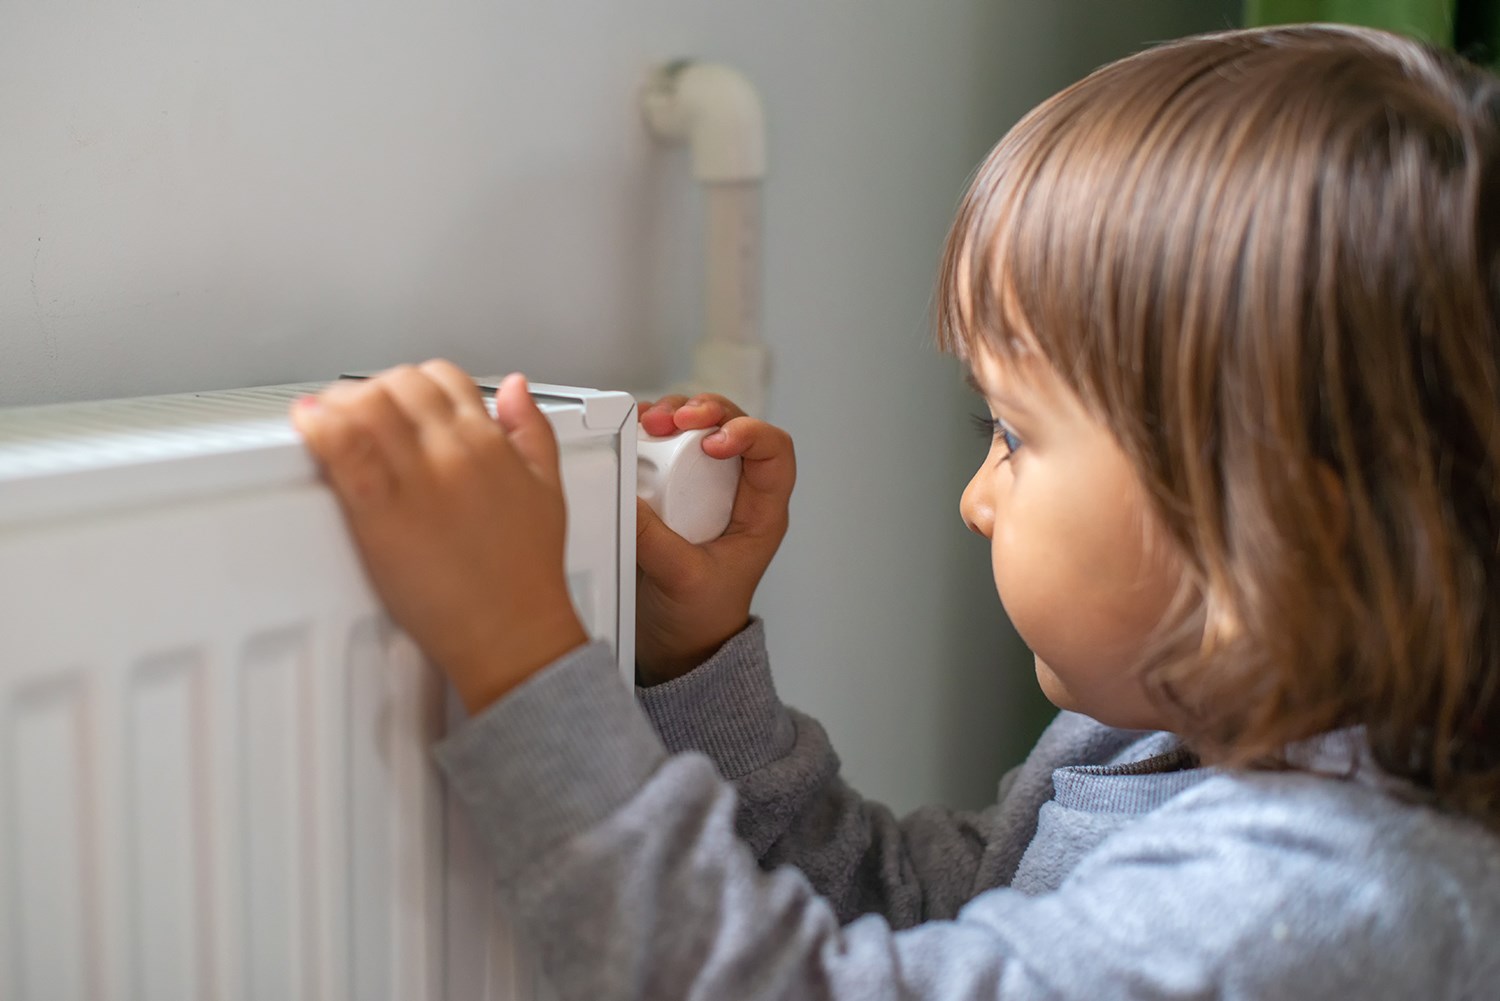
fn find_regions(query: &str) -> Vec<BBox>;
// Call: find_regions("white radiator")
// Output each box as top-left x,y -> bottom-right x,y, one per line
0,379 -> 638,1001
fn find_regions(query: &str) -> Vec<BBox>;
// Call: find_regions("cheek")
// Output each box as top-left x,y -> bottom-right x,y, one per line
988,480 -> 1179,682
988,511 -> 1070,656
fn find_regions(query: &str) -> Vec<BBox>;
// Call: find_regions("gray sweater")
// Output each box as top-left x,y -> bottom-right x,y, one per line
435,620 -> 1500,1000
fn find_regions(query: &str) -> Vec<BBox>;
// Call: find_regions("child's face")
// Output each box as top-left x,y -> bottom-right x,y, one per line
960,344 -> 1182,730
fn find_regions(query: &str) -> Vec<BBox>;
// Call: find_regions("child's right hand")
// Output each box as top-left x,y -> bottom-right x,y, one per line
635,394 -> 795,685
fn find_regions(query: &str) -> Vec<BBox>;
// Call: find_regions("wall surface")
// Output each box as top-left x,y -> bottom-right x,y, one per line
1,0 -> 1237,813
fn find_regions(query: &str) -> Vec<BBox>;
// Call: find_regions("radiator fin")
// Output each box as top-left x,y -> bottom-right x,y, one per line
6,676 -> 100,1001
240,627 -> 316,1001
129,650 -> 212,1001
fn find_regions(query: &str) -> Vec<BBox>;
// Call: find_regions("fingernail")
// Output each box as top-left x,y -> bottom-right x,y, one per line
296,395 -> 320,410
705,431 -> 727,444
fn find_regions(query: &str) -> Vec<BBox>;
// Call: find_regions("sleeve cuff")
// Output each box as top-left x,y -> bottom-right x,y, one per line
434,640 -> 669,882
634,618 -> 796,780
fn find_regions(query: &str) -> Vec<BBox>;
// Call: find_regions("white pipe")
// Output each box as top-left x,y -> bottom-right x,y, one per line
704,182 -> 760,346
641,61 -> 770,416
642,61 -> 767,183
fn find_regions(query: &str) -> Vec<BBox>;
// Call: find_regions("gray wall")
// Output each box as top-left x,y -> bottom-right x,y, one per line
1,0 -> 1237,813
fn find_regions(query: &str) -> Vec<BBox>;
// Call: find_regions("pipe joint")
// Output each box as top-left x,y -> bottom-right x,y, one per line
642,61 -> 768,183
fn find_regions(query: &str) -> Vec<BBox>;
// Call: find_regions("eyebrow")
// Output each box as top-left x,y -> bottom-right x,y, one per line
964,370 -> 1033,416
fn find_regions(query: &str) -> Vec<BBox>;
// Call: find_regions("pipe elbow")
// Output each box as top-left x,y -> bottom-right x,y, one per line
642,61 -> 767,183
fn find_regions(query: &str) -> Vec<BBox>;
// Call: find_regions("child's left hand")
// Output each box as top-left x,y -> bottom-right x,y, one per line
292,361 -> 589,714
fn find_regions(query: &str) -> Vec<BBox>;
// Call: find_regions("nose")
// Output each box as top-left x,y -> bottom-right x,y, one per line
960,469 -> 993,538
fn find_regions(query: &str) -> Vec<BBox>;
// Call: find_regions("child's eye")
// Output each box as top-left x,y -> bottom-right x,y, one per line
969,413 -> 1023,460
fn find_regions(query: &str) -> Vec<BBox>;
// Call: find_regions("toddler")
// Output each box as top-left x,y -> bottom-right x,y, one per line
294,24 -> 1500,1000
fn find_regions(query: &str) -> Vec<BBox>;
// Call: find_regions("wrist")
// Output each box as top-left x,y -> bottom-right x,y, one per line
635,615 -> 751,686
449,608 -> 590,714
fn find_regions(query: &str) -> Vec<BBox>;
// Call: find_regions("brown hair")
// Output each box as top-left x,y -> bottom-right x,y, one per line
939,25 -> 1500,824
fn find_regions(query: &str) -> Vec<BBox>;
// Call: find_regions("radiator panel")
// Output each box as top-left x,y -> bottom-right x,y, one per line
0,382 -> 635,1001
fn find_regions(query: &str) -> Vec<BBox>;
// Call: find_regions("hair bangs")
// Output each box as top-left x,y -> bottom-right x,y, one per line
936,71 -> 1174,416
937,108 -> 1070,372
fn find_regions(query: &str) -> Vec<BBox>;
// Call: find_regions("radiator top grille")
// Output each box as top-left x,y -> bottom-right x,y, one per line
0,379 -> 625,528
0,384 -> 321,481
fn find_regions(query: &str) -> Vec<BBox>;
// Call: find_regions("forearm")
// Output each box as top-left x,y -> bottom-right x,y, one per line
639,621 -> 991,924
435,643 -> 1039,999
494,750 -> 1054,1001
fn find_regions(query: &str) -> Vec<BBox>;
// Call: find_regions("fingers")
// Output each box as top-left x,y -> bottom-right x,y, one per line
639,395 -> 690,436
492,373 -> 563,488
636,393 -> 793,544
329,378 -> 423,466
639,393 -> 749,437
636,497 -> 705,585
294,361 -> 512,506
676,394 -> 747,430
412,359 -> 509,466
291,393 -> 400,509
377,363 -> 458,425
417,359 -> 489,418
709,416 -> 796,538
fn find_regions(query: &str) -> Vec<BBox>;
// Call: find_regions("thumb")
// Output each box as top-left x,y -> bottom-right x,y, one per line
493,373 -> 561,487
636,497 -> 703,586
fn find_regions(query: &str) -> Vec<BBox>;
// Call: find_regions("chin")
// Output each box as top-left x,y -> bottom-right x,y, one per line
1032,655 -> 1165,732
1033,657 -> 1077,711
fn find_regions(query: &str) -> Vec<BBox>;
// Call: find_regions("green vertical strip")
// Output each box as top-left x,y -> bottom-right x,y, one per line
1245,0 -> 1456,45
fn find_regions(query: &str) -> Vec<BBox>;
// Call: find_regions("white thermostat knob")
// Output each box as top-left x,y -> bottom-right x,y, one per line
636,426 -> 741,544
